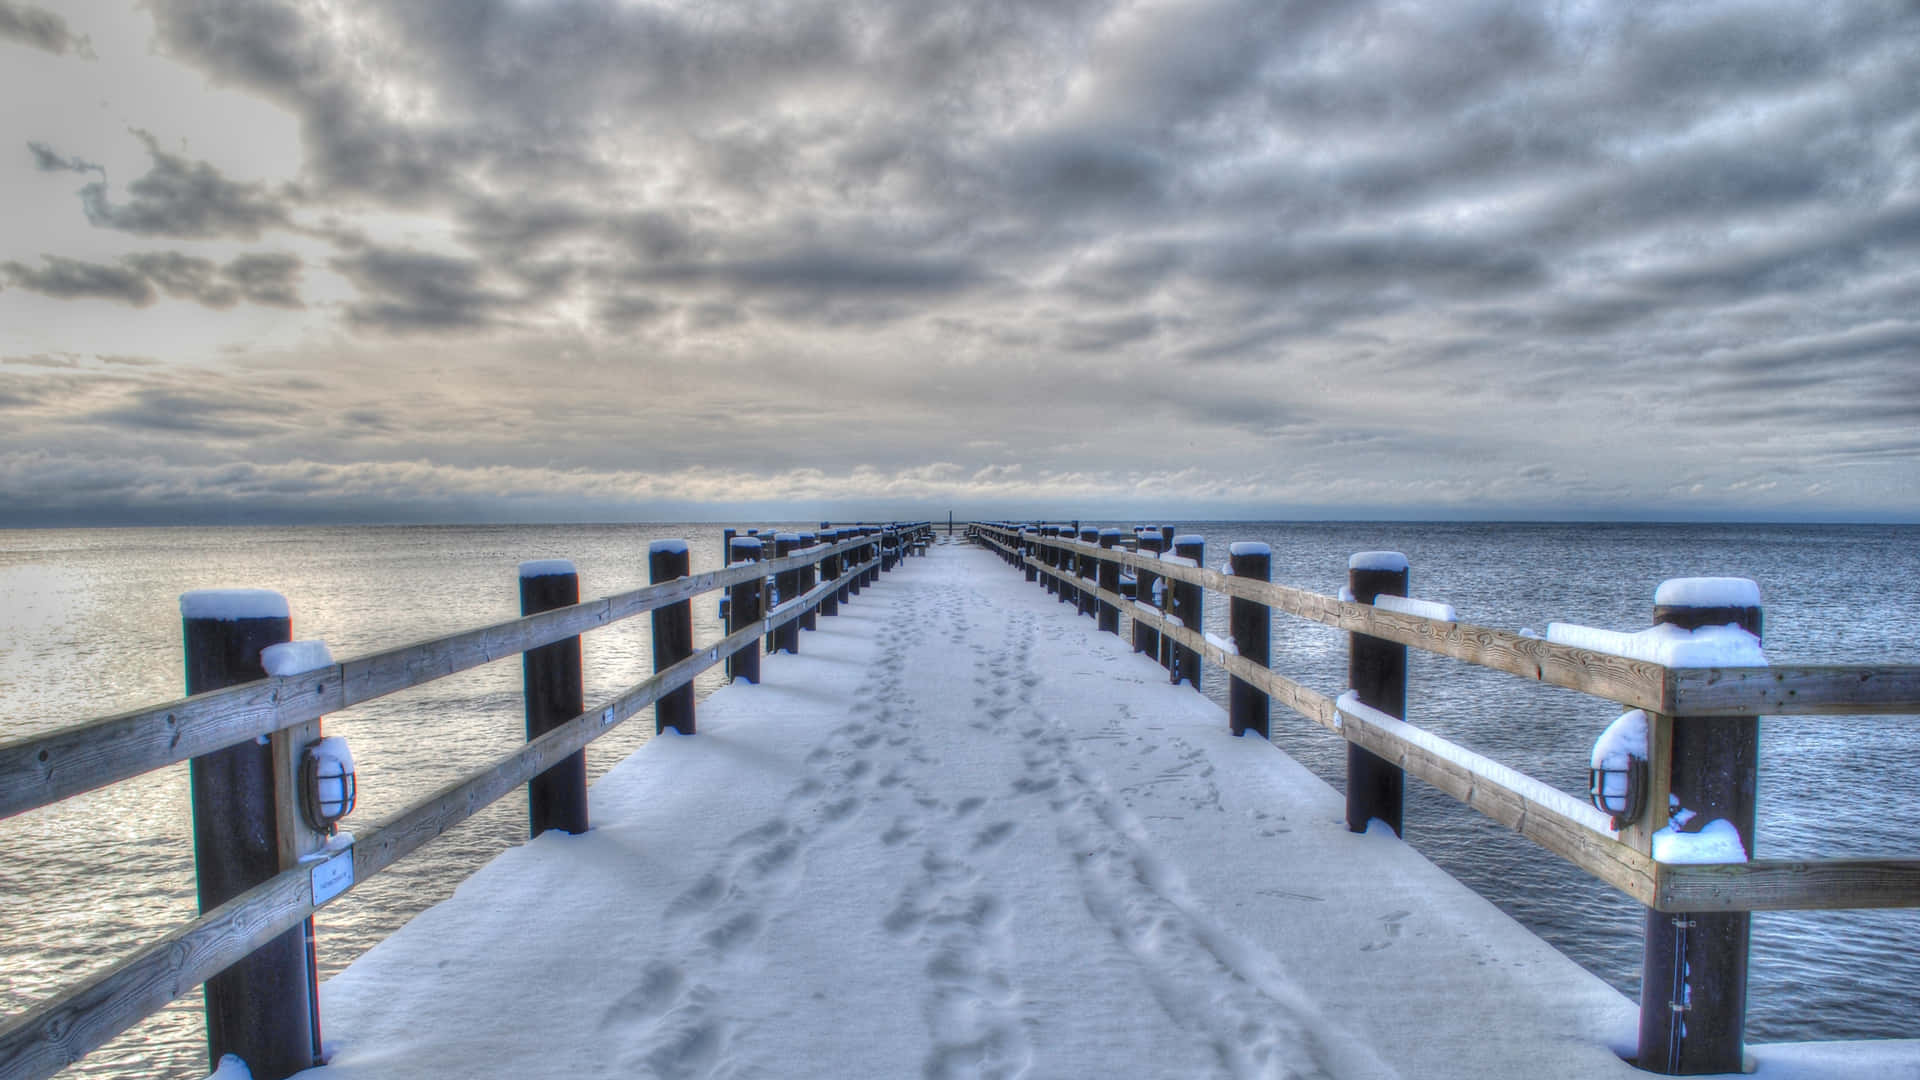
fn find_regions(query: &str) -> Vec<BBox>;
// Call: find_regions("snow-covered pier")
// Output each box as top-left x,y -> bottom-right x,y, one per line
285,540 -> 1909,1079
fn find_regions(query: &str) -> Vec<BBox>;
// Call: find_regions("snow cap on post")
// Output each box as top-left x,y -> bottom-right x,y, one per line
1172,534 -> 1204,547
518,559 -> 576,579
649,539 -> 689,555
1228,541 -> 1272,557
1099,528 -> 1123,539
179,589 -> 289,621
1348,551 -> 1409,573
730,536 -> 763,551
261,640 -> 334,677
1654,577 -> 1761,608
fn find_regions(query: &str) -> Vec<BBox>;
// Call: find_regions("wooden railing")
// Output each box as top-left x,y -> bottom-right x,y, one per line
968,521 -> 1920,1074
0,523 -> 934,1080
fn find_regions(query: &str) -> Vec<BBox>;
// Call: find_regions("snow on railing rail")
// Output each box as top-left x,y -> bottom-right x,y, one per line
0,523 -> 936,1080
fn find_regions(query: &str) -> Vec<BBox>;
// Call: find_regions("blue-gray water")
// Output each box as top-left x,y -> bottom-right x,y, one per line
1,522 -> 1916,1077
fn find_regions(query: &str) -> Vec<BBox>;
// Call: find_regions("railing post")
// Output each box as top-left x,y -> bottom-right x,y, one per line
1637,580 -> 1763,1075
798,532 -> 819,631
181,590 -> 318,1080
727,536 -> 763,683
1078,526 -> 1100,618
1229,542 -> 1272,738
1157,526 -> 1177,671
1045,526 -> 1063,598
1097,529 -> 1122,634
1346,551 -> 1407,836
1134,528 -> 1163,657
820,533 -> 842,617
1022,526 -> 1038,582
649,541 -> 695,736
863,528 -> 880,586
1170,534 -> 1204,687
773,533 -> 801,654
520,561 -> 589,838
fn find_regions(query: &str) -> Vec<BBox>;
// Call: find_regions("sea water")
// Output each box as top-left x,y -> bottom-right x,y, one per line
1,522 -> 1915,1076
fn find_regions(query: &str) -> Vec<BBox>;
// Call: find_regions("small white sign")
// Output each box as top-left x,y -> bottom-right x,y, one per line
310,849 -> 355,905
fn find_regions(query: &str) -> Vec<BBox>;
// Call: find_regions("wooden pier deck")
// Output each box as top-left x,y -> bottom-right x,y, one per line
286,542 -> 1913,1079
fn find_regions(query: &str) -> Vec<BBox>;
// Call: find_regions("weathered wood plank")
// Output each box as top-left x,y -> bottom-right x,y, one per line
0,846 -> 319,1080
0,537 -> 871,820
1005,538 -> 1661,906
0,562 -> 876,1079
1331,698 -> 1658,907
1006,530 -> 1674,712
1656,859 -> 1920,912
1668,665 -> 1920,716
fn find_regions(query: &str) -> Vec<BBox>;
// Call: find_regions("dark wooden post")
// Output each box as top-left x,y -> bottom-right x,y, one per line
1134,529 -> 1164,657
1022,527 -> 1038,582
727,536 -> 763,683
1097,529 -> 1122,634
1043,527 -> 1061,597
1077,526 -> 1099,618
719,528 -> 737,624
649,541 -> 695,736
1346,551 -> 1408,835
1157,527 -> 1178,671
1637,581 -> 1763,1075
520,561 -> 589,837
1229,542 -> 1272,738
1169,535 -> 1204,687
846,530 -> 864,597
773,534 -> 801,654
820,533 -> 842,617
798,532 -> 819,631
182,590 -> 317,1080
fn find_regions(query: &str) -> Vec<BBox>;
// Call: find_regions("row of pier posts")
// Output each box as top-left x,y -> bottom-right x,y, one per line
178,523 -> 930,1078
971,521 -> 1759,1076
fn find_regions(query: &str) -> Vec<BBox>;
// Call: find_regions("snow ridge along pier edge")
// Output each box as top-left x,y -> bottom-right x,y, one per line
0,523 -> 936,1080
967,520 -> 1920,1076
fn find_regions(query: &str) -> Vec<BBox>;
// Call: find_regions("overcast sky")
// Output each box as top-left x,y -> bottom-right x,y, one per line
3,0 -> 1917,525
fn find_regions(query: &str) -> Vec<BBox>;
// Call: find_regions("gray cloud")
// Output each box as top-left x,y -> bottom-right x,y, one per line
7,0 -> 1915,521
0,1 -> 89,56
331,248 -> 514,332
3,256 -> 155,305
28,142 -> 101,174
3,251 -> 305,309
77,132 -> 293,239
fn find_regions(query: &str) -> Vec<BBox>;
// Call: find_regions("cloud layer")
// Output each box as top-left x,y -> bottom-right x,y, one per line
2,0 -> 1917,523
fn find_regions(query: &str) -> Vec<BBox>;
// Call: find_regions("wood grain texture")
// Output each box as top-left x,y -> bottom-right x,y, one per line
0,853 -> 317,1080
0,559 -> 882,1079
1656,859 -> 1920,912
1002,528 -> 1673,712
1331,699 -> 1657,907
1006,536 -> 1660,906
1667,665 -> 1920,716
0,537 -> 874,820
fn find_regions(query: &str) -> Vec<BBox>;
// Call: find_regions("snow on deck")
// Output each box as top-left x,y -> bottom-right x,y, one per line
298,542 -> 1913,1080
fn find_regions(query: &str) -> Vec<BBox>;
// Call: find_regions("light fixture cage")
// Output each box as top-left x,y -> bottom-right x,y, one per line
301,744 -> 357,833
1588,754 -> 1649,832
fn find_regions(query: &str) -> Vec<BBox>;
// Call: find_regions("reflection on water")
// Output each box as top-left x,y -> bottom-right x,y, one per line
2,522 -> 1916,1076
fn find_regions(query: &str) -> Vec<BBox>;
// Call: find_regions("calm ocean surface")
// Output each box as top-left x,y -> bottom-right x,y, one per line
2,521 -> 1916,1076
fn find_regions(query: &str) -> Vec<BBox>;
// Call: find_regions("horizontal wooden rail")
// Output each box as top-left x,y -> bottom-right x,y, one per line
979,526 -> 1920,716
987,526 -> 1920,914
1656,858 -> 1920,913
0,535 -> 874,821
1010,547 -> 1659,905
0,557 -> 879,1080
1667,665 -> 1920,717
